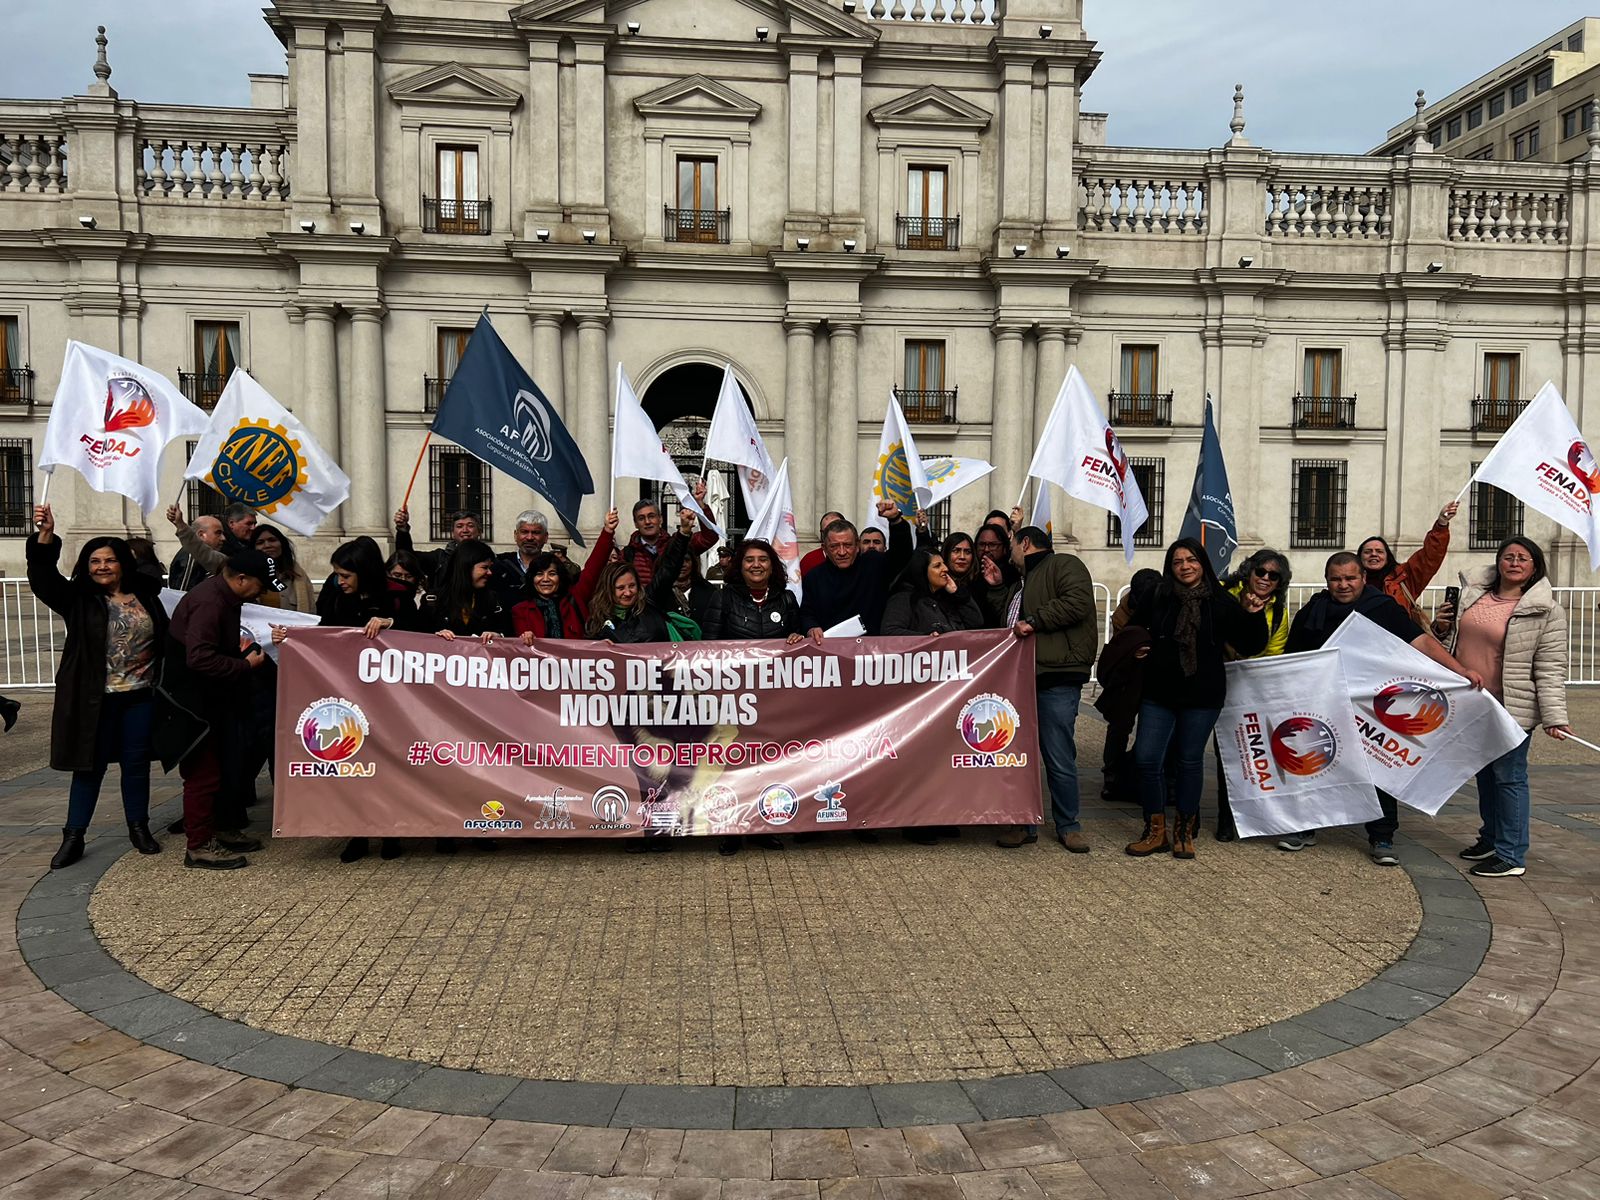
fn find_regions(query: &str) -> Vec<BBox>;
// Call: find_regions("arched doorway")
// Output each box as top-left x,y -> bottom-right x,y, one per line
638,362 -> 756,538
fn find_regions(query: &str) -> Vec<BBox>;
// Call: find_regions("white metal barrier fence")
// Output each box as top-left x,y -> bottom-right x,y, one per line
5,577 -> 1600,689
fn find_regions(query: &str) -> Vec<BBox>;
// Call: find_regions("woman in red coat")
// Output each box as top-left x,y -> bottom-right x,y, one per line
514,509 -> 618,642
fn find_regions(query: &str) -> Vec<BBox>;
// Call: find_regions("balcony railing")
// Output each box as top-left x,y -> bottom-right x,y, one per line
1108,391 -> 1173,427
896,214 -> 960,251
1293,394 -> 1357,430
424,375 -> 451,413
178,370 -> 228,411
896,387 -> 958,424
1472,396 -> 1528,434
664,206 -> 730,244
0,367 -> 34,406
422,197 -> 492,235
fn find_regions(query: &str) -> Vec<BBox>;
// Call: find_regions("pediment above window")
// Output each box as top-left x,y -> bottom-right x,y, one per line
386,62 -> 523,111
634,75 -> 762,122
868,85 -> 992,132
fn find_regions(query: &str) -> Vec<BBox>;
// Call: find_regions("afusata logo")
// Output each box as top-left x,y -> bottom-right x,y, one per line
1270,715 -> 1339,777
80,374 -> 157,466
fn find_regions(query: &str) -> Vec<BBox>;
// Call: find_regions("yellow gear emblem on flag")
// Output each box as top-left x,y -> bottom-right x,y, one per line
875,442 -> 916,509
205,417 -> 309,515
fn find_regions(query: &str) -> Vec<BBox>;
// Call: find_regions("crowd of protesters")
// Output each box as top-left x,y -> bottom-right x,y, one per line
22,484 -> 1570,880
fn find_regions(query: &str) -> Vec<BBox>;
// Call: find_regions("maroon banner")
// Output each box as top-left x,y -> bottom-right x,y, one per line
272,628 -> 1041,838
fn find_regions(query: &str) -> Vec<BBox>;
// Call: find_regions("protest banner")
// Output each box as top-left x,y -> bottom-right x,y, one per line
1324,612 -> 1527,815
159,589 -> 318,661
1217,648 -> 1382,838
273,628 -> 1041,838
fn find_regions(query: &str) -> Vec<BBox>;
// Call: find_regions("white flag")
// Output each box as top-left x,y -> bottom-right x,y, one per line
611,365 -> 723,536
1467,381 -> 1600,572
744,458 -> 802,598
1028,479 -> 1053,534
1325,613 -> 1527,815
1217,649 -> 1383,839
923,455 -> 996,508
865,392 -> 935,533
1026,365 -> 1146,562
703,363 -> 776,516
182,370 -> 350,536
39,341 -> 210,514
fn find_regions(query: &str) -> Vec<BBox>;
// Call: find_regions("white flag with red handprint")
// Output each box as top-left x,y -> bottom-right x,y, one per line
1025,365 -> 1146,562
744,458 -> 802,598
39,341 -> 210,513
1467,381 -> 1600,572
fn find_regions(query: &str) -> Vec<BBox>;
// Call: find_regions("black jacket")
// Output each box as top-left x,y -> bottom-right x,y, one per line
1285,586 -> 1423,653
319,580 -> 425,631
26,535 -> 169,773
705,586 -> 802,639
154,573 -> 255,768
797,519 -> 913,635
880,586 -> 984,636
1133,586 -> 1268,710
418,591 -> 514,637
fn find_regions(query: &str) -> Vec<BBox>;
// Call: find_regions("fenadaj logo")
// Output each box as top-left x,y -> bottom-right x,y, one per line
1270,715 -> 1339,777
288,696 -> 375,778
1568,439 -> 1600,492
104,375 -> 156,432
958,694 -> 1018,754
1103,428 -> 1131,483
1373,682 -> 1450,738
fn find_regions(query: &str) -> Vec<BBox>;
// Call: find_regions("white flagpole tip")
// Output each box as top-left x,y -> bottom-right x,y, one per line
1555,730 -> 1600,755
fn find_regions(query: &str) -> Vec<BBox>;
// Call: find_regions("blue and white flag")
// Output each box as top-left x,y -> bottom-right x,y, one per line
431,314 -> 593,545
1179,395 -> 1237,574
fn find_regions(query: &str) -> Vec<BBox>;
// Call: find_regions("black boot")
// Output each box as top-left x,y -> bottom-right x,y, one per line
50,827 -> 86,870
0,696 -> 19,733
128,821 -> 161,855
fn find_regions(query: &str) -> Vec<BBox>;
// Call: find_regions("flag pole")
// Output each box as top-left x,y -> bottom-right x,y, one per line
401,431 -> 432,511
1452,475 -> 1476,505
1015,479 -> 1030,511
1555,729 -> 1600,755
38,472 -> 51,508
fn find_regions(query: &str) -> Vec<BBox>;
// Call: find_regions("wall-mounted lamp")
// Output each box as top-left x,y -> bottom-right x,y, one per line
755,26 -> 769,40
796,237 -> 810,251
1427,261 -> 1444,272
1055,245 -> 1070,258
843,238 -> 857,252
627,20 -> 640,34
842,0 -> 856,10
535,228 -> 550,241
349,220 -> 365,235
1039,24 -> 1052,37
77,214 -> 96,229
581,229 -> 597,244
1237,255 -> 1253,268
1012,244 -> 1027,257
299,219 -> 316,233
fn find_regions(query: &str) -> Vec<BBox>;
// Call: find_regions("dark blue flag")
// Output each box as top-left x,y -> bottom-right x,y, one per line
431,313 -> 593,546
1179,395 -> 1237,574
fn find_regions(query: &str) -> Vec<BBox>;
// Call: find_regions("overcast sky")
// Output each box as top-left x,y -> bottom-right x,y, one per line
7,2 -> 1588,153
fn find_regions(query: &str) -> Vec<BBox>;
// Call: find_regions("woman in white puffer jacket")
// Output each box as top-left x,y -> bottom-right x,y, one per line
1432,536 -> 1570,879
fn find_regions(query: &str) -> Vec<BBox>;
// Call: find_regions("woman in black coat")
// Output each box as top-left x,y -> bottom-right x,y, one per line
881,549 -> 985,637
419,539 -> 513,641
1126,538 -> 1268,861
704,538 -> 802,857
26,503 -> 169,868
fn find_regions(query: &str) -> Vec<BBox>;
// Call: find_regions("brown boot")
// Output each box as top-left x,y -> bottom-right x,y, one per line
1125,813 -> 1169,856
1172,813 -> 1197,859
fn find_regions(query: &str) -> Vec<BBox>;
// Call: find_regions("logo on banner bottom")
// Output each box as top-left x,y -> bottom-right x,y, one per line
465,800 -> 524,832
288,697 -> 374,778
952,694 -> 1028,769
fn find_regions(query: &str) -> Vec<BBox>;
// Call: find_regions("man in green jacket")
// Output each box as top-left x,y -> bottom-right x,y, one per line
996,526 -> 1099,852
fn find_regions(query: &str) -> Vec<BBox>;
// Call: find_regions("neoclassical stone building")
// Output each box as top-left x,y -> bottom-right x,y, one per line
1,0 -> 1598,585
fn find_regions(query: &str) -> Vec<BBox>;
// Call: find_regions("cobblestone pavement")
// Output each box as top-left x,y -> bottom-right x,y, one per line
2,745 -> 1599,1195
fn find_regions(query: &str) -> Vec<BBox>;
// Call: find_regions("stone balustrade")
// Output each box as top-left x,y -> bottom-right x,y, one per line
1078,149 -> 1209,235
135,133 -> 291,202
1448,183 -> 1568,244
861,0 -> 999,23
1264,178 -> 1392,239
0,129 -> 69,194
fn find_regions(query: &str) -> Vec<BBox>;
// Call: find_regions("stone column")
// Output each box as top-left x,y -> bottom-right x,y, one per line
300,304 -> 340,468
784,321 -> 817,530
1034,327 -> 1066,459
828,323 -> 860,519
576,315 -> 610,527
990,325 -> 1027,510
346,305 -> 389,535
531,313 -> 566,418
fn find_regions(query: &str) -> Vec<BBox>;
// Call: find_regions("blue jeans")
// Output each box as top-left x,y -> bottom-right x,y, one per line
1476,734 -> 1532,867
1031,683 -> 1082,836
66,690 -> 154,828
1134,701 -> 1221,818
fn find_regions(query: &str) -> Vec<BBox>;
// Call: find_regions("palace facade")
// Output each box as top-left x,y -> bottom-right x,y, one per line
2,0 -> 1598,584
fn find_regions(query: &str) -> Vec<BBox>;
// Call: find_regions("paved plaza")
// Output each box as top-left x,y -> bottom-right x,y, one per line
0,701 -> 1598,1197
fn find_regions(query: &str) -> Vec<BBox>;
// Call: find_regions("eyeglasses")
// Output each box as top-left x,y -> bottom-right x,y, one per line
1253,568 -> 1282,581
1500,555 -> 1534,565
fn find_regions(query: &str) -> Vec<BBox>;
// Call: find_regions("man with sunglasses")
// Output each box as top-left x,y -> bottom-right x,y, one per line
1278,550 -> 1483,864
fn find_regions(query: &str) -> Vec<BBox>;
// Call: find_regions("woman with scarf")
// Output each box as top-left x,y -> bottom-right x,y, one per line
27,504 -> 168,869
1357,501 -> 1456,629
1126,538 -> 1268,860
420,540 -> 513,641
514,510 -> 617,641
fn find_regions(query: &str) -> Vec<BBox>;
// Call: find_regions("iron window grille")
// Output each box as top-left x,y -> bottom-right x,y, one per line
1291,459 -> 1348,548
1471,395 -> 1528,434
0,367 -> 33,406
663,207 -> 730,244
1469,461 -> 1525,550
1107,456 -> 1164,548
178,371 -> 229,411
1292,394 -> 1357,430
430,446 -> 492,542
895,214 -> 960,250
920,498 -> 952,543
0,438 -> 32,535
896,387 -> 958,424
424,376 -> 449,413
422,197 -> 492,235
183,440 -> 228,521
1108,391 -> 1174,427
